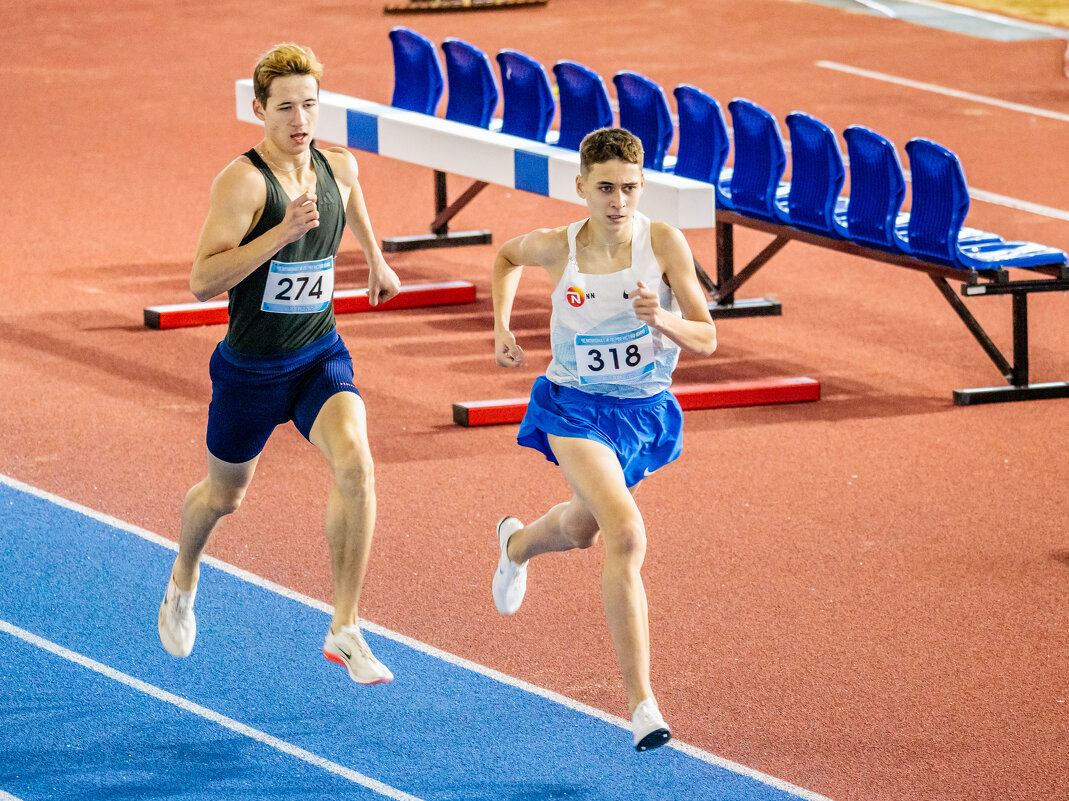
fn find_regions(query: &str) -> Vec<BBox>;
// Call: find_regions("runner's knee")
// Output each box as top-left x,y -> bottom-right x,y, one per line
567,525 -> 601,550
560,504 -> 600,549
330,441 -> 374,500
601,518 -> 647,565
206,484 -> 248,517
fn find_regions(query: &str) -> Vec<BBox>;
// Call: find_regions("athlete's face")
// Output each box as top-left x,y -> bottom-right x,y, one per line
254,74 -> 320,156
576,158 -> 645,231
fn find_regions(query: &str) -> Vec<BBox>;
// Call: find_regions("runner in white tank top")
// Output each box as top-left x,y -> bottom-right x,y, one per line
546,211 -> 680,397
489,128 -> 717,752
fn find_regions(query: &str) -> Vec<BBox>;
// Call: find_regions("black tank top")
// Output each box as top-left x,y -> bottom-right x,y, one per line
224,147 -> 345,355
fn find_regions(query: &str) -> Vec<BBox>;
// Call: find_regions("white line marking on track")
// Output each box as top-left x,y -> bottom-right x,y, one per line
0,791 -> 27,801
816,60 -> 1069,123
0,618 -> 425,801
0,472 -> 835,801
966,189 -> 1069,223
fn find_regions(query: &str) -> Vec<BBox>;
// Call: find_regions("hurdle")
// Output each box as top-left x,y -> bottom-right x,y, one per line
452,377 -> 821,426
144,281 -> 476,330
384,0 -> 548,12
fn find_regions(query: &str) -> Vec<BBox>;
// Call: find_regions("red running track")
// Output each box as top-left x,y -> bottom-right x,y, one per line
3,2 -> 1068,799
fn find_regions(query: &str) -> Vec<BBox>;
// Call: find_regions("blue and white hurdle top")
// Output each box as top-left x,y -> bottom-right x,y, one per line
235,79 -> 717,230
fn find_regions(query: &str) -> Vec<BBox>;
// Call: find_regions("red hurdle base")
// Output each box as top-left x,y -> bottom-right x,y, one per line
452,377 -> 821,426
143,281 -> 477,330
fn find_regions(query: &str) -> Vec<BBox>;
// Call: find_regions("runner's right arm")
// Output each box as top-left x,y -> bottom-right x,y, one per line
190,161 -> 319,301
492,228 -> 566,368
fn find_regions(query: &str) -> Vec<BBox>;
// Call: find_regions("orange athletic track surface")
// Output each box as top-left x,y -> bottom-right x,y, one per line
4,2 -> 1068,799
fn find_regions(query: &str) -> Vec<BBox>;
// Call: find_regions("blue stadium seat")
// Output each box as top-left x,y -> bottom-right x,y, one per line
774,112 -> 848,236
840,125 -> 909,250
496,49 -> 555,142
839,127 -> 999,255
388,27 -> 444,115
441,38 -> 499,128
904,138 -> 1067,270
612,71 -> 674,171
671,84 -> 732,205
723,98 -> 788,221
552,60 -> 613,151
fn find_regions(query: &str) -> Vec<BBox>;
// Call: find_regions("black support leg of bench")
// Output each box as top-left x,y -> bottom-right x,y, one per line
707,220 -> 783,319
930,277 -> 1069,405
382,170 -> 493,252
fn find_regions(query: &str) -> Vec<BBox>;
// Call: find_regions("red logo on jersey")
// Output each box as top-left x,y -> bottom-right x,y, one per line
566,286 -> 586,307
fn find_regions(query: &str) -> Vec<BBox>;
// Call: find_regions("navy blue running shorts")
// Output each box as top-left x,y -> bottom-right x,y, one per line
516,376 -> 683,487
206,329 -> 359,464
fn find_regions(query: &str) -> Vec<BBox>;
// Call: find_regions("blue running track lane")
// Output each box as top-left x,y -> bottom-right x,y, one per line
0,474 -> 833,801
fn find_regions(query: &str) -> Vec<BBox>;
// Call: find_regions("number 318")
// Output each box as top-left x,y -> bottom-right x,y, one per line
586,344 -> 642,371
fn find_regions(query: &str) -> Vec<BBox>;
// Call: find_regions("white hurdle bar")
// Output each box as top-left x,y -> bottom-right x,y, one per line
234,79 -> 717,230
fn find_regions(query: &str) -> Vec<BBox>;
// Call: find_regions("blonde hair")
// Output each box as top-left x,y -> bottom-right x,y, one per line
253,43 -> 324,107
579,128 -> 644,175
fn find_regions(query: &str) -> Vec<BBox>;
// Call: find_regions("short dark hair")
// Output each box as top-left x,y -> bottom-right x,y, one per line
579,128 -> 644,175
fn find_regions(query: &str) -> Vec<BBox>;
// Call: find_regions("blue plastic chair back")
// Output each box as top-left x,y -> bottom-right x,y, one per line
612,71 -> 674,171
388,27 -> 444,114
777,112 -> 846,236
552,60 -> 613,151
672,84 -> 730,185
773,112 -> 846,236
842,125 -> 908,250
904,137 -> 970,265
441,38 -> 498,128
726,98 -> 787,221
496,49 -> 555,141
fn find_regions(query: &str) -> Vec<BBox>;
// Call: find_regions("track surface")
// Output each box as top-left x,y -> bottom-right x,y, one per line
3,1 -> 1068,799
3,475 -> 826,801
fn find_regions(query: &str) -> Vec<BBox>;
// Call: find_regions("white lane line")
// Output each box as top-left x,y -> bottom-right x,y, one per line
0,792 -> 27,801
815,60 -> 1069,123
0,471 -> 836,801
967,188 -> 1069,223
0,619 -> 425,801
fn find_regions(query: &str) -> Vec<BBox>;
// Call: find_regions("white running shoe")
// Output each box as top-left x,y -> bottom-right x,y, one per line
632,699 -> 671,752
158,574 -> 197,658
492,516 -> 527,614
323,625 -> 393,685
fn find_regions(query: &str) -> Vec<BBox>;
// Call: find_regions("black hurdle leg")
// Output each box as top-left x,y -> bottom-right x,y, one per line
382,170 -> 493,252
706,220 -> 783,319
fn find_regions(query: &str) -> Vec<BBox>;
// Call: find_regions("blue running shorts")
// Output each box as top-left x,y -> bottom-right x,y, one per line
517,376 -> 683,487
206,329 -> 359,464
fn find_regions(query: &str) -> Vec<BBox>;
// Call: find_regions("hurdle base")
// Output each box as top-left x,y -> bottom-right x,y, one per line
953,381 -> 1069,406
144,281 -> 476,330
384,0 -> 549,12
707,298 -> 783,319
453,377 -> 820,427
382,230 -> 493,252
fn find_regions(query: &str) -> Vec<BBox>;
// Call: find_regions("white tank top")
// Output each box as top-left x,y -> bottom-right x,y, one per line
544,212 -> 681,397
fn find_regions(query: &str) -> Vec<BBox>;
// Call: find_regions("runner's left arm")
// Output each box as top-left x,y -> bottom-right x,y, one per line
632,223 -> 717,356
329,147 -> 400,306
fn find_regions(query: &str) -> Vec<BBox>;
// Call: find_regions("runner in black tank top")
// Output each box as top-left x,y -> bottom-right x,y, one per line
158,44 -> 401,689
226,146 -> 345,355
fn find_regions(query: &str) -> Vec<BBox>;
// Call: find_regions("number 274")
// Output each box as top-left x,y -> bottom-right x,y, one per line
274,276 -> 324,301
